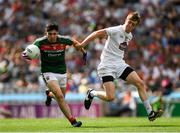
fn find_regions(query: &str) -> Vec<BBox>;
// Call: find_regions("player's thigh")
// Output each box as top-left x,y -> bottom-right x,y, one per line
101,76 -> 116,98
98,66 -> 116,98
47,80 -> 63,95
126,71 -> 142,85
103,81 -> 116,98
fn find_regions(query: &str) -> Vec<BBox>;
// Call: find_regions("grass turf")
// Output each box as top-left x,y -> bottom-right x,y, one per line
0,117 -> 180,132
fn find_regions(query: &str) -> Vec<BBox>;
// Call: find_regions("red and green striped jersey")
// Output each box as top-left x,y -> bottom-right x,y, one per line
34,35 -> 73,74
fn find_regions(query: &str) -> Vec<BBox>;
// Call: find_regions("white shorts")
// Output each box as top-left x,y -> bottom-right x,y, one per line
97,60 -> 129,79
42,72 -> 67,88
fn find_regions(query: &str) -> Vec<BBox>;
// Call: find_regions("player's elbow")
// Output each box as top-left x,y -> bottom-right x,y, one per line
93,30 -> 106,38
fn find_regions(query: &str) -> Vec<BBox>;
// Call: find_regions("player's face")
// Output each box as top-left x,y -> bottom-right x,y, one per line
46,30 -> 58,43
125,20 -> 137,33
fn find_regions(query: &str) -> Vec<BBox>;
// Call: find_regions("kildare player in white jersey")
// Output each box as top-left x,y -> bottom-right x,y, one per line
77,12 -> 163,121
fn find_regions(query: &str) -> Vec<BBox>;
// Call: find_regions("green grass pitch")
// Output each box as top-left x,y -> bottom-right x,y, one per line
1,117 -> 180,132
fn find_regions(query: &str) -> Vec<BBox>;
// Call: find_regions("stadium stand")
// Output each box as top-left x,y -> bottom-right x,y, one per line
0,0 -> 179,117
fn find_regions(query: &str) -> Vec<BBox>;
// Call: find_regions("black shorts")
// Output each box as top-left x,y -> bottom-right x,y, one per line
119,66 -> 134,81
102,76 -> 114,83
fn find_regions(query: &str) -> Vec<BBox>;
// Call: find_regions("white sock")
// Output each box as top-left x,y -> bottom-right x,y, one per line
143,100 -> 153,114
90,90 -> 97,97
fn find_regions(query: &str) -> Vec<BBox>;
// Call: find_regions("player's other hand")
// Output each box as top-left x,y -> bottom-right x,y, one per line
72,39 -> 83,50
74,44 -> 83,50
82,51 -> 87,65
21,51 -> 31,61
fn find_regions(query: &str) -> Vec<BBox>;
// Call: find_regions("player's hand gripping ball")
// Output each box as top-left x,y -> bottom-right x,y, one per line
23,45 -> 40,60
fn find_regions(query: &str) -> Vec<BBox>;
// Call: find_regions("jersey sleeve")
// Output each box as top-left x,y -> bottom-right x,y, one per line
33,40 -> 41,48
32,36 -> 47,48
58,35 -> 73,46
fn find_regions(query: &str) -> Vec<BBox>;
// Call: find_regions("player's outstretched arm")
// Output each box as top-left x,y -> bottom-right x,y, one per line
80,29 -> 107,48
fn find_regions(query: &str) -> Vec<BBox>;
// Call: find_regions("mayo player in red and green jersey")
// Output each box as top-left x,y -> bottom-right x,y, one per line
34,34 -> 79,74
22,23 -> 84,127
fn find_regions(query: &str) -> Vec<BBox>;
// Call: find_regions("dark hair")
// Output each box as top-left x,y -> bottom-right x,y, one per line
46,22 -> 59,32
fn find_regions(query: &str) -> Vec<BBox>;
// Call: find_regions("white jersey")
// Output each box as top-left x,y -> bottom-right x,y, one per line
97,25 -> 133,79
100,25 -> 133,65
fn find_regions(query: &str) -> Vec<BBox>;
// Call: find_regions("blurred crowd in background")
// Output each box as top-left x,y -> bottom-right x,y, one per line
0,0 -> 180,105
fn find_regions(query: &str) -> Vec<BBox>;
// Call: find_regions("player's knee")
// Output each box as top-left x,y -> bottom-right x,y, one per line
56,93 -> 65,102
106,95 -> 115,101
